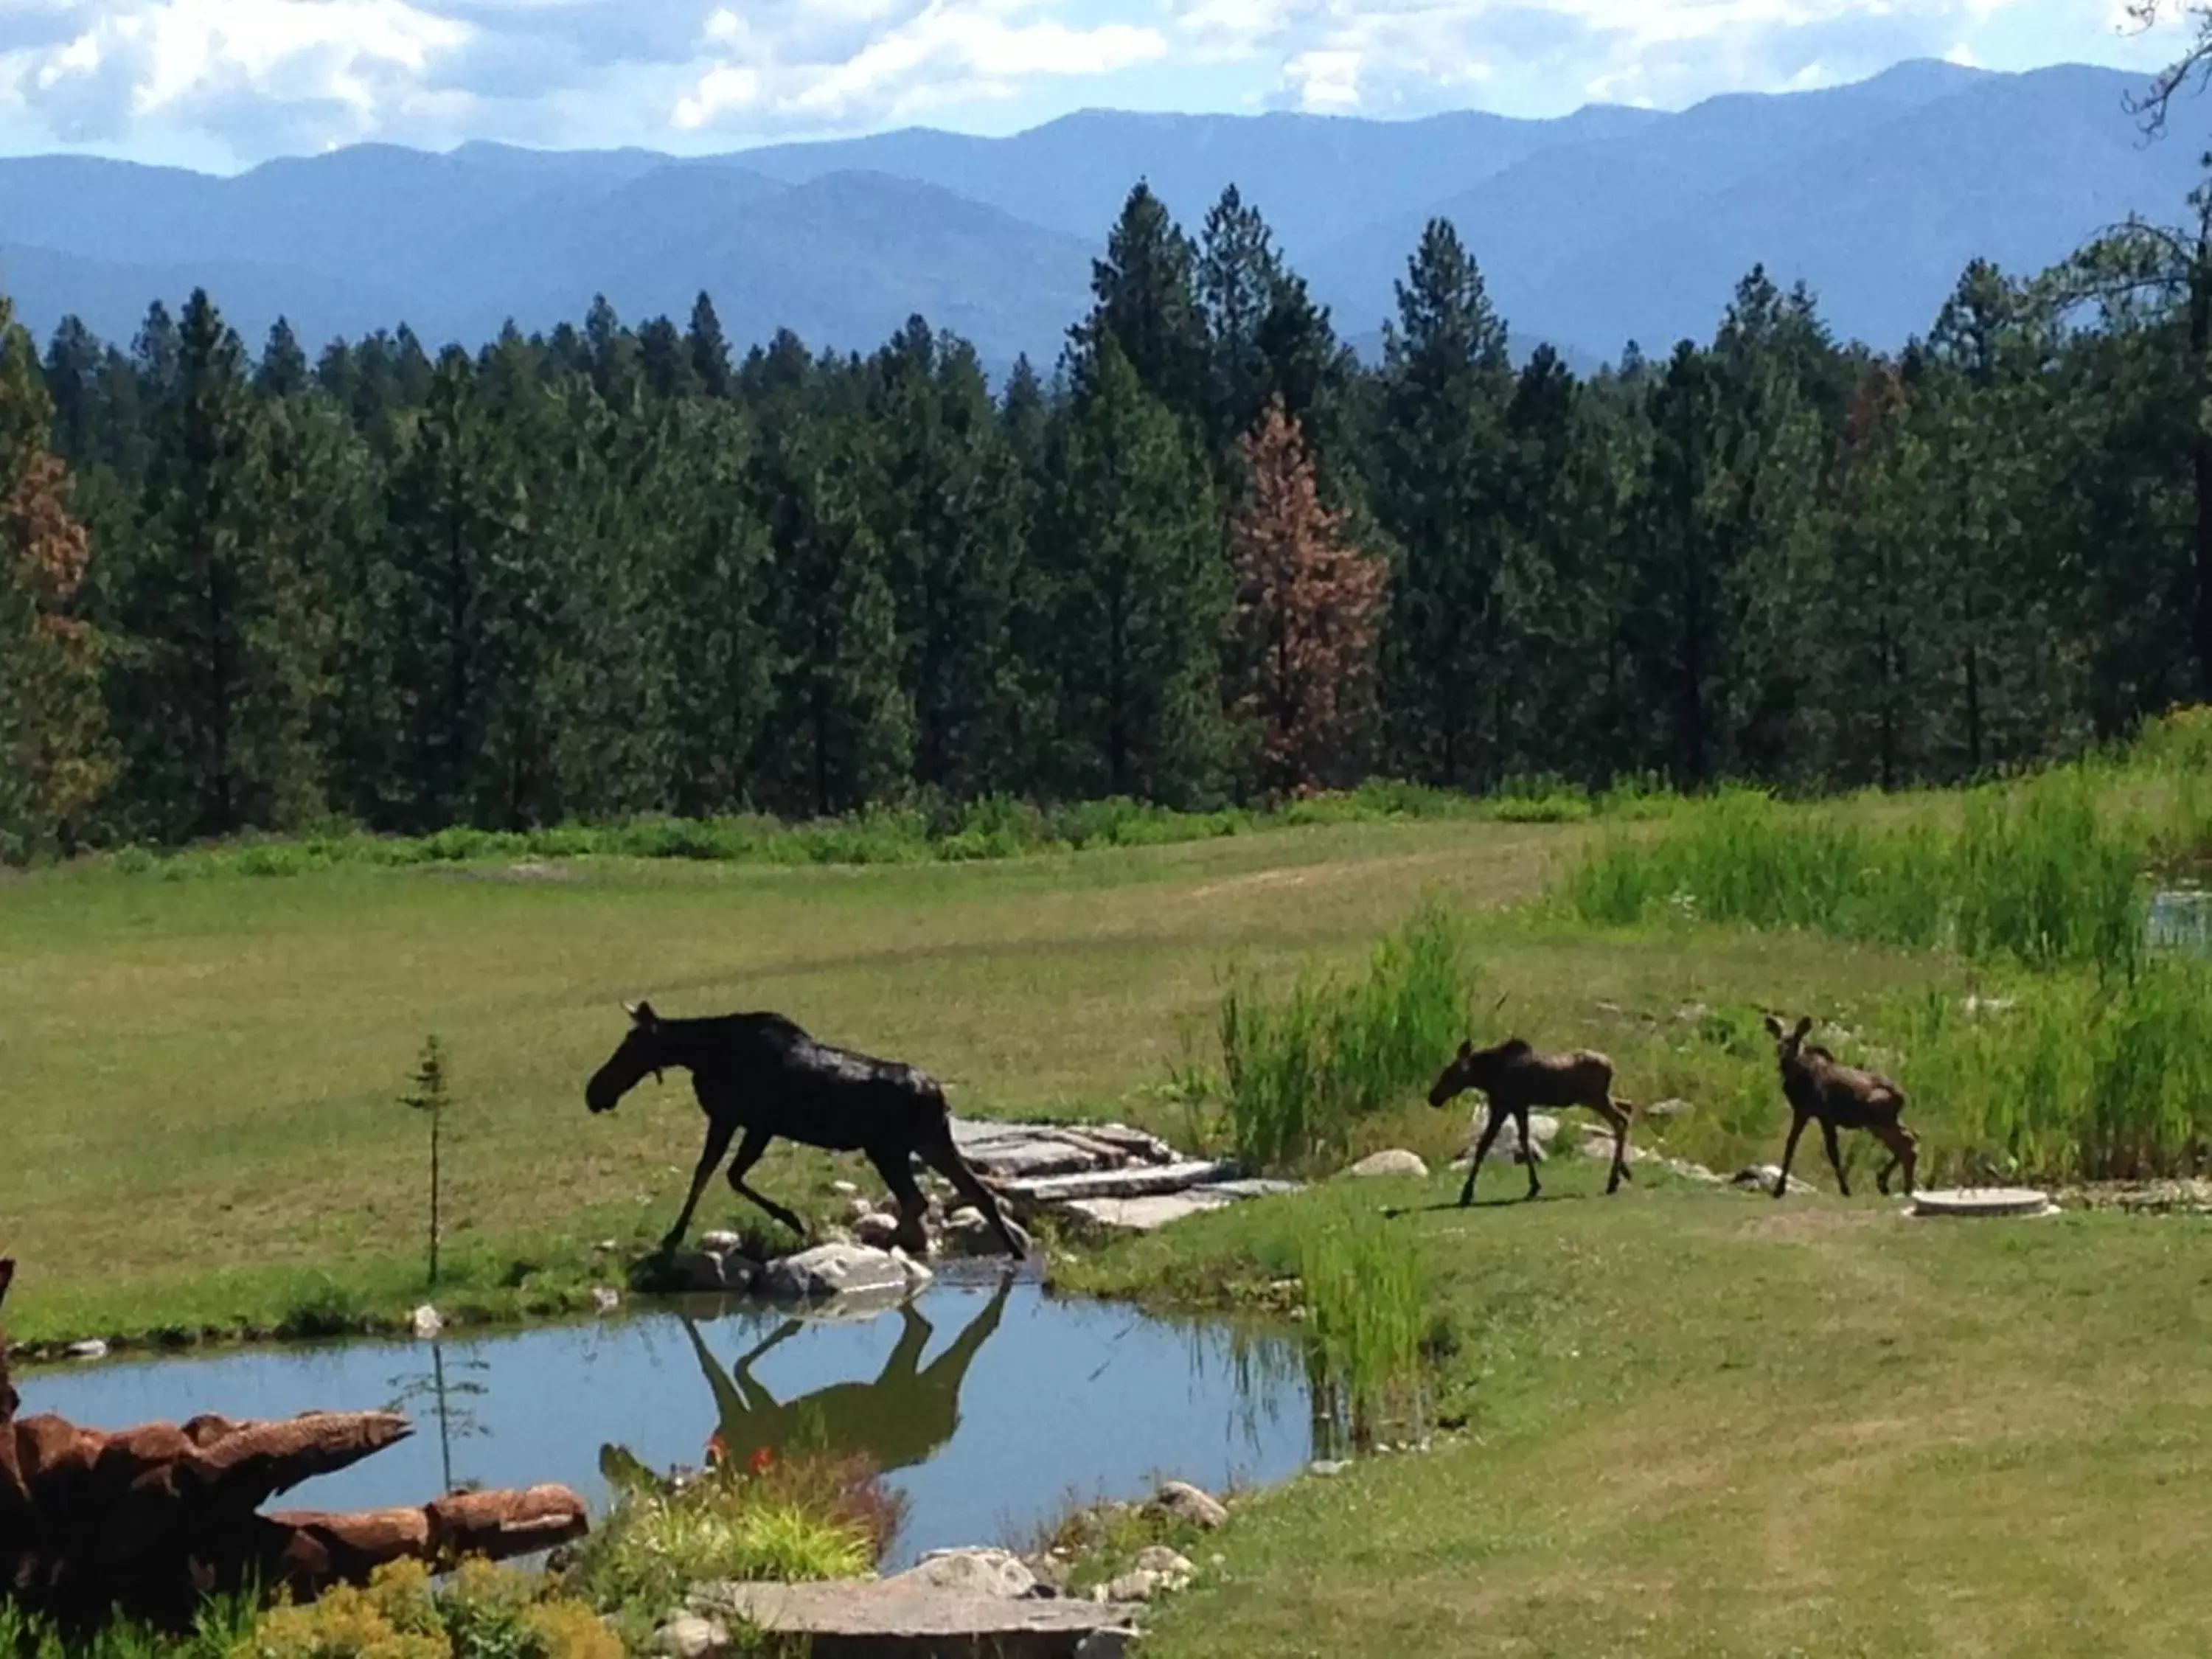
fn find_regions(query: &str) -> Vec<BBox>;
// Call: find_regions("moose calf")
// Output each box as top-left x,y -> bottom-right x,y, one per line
1763,1012 -> 1919,1200
1428,1037 -> 1635,1204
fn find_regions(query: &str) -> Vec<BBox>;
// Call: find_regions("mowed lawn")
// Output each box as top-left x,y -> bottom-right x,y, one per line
5,810 -> 1955,1343
1071,1165 -> 2212,1659
0,818 -> 1581,1341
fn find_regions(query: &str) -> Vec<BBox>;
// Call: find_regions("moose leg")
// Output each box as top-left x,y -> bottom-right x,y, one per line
916,1127 -> 1027,1260
866,1143 -> 933,1256
1871,1122 -> 1919,1196
663,1117 -> 738,1252
1820,1120 -> 1851,1197
1595,1098 -> 1634,1195
1458,1102 -> 1509,1206
1773,1113 -> 1809,1199
1516,1105 -> 1543,1200
725,1126 -> 810,1239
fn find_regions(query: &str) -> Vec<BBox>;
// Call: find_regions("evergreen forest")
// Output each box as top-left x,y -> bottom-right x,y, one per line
7,173 -> 2212,863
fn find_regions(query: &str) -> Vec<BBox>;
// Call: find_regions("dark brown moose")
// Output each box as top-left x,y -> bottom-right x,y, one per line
585,1001 -> 1026,1261
1763,1013 -> 1920,1199
1428,1036 -> 1636,1203
0,1257 -> 587,1635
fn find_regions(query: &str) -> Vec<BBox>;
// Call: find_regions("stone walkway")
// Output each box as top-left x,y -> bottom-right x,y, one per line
949,1117 -> 1303,1234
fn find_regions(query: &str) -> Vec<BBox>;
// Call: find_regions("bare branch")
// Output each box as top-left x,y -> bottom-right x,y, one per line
2123,2 -> 2212,140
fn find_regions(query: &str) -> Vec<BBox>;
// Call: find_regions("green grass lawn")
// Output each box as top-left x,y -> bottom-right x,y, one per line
1063,1164 -> 2212,1659
0,810 -> 1975,1347
10,785 -> 2212,1656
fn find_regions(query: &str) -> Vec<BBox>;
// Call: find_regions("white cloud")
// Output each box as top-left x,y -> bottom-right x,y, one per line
1169,0 -> 2076,118
672,1 -> 1167,133
0,0 -> 470,148
0,0 -> 2185,162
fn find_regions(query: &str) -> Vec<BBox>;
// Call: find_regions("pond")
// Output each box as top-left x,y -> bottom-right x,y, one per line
13,1265 -> 1316,1571
2149,887 -> 2212,957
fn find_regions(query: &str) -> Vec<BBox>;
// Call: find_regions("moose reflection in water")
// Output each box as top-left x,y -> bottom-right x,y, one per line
602,1274 -> 1015,1488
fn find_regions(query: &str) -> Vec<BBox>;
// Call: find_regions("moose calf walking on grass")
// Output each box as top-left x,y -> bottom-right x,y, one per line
1764,1012 -> 1919,1200
1427,1034 -> 1637,1204
584,1001 -> 1026,1261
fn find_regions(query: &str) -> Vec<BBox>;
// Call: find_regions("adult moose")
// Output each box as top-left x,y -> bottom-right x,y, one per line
1763,1012 -> 1919,1200
1427,1028 -> 1636,1204
583,1001 -> 1026,1261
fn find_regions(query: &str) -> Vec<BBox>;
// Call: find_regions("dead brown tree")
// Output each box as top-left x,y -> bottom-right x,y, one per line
1763,1014 -> 1921,1200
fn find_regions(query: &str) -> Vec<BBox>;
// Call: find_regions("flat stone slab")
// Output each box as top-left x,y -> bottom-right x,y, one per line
1911,1186 -> 2059,1219
1004,1160 -> 1241,1206
688,1580 -> 1145,1658
1060,1191 -> 1240,1233
947,1118 -> 1176,1181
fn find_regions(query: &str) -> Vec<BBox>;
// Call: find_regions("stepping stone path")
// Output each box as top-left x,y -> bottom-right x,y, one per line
950,1117 -> 1305,1234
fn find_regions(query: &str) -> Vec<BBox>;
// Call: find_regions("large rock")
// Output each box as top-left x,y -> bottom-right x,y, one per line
1734,1164 -> 1815,1196
1346,1149 -> 1427,1179
938,1207 -> 1034,1259
1461,1109 -> 1559,1165
1146,1480 -> 1228,1531
888,1547 -> 1039,1599
670,1247 -> 754,1294
757,1243 -> 932,1302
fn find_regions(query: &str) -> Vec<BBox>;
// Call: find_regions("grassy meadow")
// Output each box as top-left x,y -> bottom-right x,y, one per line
7,714 -> 2212,1654
6,712 -> 2211,1349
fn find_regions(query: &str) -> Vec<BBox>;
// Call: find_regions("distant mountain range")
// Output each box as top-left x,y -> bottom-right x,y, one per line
0,58 -> 2204,382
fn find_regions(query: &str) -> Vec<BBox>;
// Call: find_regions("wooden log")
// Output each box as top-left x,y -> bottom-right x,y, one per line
0,1257 -> 589,1633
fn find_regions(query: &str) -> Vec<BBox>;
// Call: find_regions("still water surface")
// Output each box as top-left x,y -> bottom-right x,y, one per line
15,1267 -> 1315,1569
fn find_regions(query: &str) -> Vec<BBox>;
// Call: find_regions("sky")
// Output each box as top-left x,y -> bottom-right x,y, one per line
0,0 -> 2195,173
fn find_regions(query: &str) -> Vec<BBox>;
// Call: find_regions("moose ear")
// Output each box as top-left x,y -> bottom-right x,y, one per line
625,1000 -> 658,1029
1791,1015 -> 1812,1041
0,1257 -> 14,1309
1458,1038 -> 1474,1058
1762,1014 -> 1785,1038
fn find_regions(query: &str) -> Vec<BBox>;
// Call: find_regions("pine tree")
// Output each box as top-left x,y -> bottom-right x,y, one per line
0,295 -> 112,860
1374,218 -> 1517,787
257,318 -> 310,398
1073,182 -> 1210,427
688,292 -> 734,400
1033,334 -> 1228,803
1228,397 -> 1387,796
111,289 -> 324,838
745,373 -> 914,818
868,316 -> 1026,796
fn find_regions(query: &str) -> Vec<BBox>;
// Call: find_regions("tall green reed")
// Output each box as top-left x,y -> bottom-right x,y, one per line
1183,896 -> 1475,1174
1296,1202 -> 1430,1454
1565,768 -> 2154,976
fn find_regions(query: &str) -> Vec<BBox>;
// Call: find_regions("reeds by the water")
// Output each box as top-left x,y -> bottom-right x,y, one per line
1183,896 -> 1473,1174
1562,707 -> 2212,1183
1296,1202 -> 1431,1455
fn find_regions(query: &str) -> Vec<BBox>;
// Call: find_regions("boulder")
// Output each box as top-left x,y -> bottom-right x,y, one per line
939,1207 -> 1034,1258
1345,1149 -> 1427,1179
852,1211 -> 905,1251
1146,1479 -> 1228,1531
670,1248 -> 753,1294
891,1546 -> 1040,1599
653,1614 -> 726,1659
758,1243 -> 931,1302
1461,1109 -> 1558,1165
1733,1164 -> 1815,1196
1133,1545 -> 1195,1587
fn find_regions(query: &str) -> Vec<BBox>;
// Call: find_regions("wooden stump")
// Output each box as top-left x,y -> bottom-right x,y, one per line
0,1257 -> 589,1632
